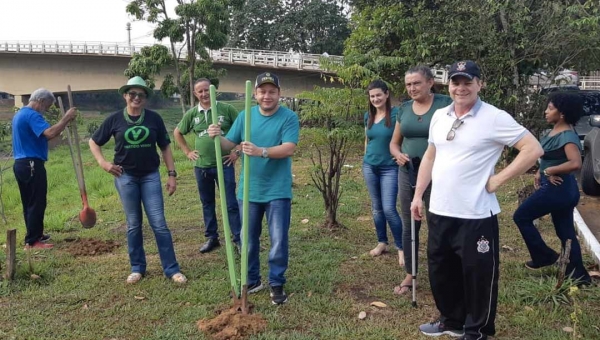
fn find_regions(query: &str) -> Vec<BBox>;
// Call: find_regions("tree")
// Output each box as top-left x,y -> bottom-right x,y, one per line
345,0 -> 600,137
126,0 -> 240,113
228,0 -> 350,55
297,61 -> 375,229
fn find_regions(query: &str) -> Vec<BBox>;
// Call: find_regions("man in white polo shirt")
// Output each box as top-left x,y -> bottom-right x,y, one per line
410,60 -> 543,340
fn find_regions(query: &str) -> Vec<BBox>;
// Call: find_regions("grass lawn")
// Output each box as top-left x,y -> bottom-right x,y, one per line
0,109 -> 599,340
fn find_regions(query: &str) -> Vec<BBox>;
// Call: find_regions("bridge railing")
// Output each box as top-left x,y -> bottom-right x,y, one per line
0,40 -> 457,82
581,76 -> 600,90
0,40 -> 343,72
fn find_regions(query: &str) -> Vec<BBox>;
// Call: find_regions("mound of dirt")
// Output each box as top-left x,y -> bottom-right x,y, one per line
62,238 -> 120,256
197,307 -> 267,340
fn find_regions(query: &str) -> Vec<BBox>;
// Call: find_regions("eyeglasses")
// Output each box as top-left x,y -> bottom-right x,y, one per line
446,118 -> 464,141
127,91 -> 147,100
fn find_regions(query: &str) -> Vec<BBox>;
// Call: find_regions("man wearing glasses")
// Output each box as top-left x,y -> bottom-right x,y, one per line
411,61 -> 543,340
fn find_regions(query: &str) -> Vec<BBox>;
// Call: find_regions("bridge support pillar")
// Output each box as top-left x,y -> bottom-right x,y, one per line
14,95 -> 29,108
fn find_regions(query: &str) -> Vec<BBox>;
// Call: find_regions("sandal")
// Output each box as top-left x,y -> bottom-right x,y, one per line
171,272 -> 187,284
126,272 -> 143,284
393,284 -> 412,295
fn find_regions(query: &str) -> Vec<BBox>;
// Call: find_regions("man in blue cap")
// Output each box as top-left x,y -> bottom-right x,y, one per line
411,61 -> 543,339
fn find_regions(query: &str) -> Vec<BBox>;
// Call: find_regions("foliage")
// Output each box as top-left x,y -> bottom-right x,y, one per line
126,0 -> 238,113
298,85 -> 365,229
228,0 -> 350,55
344,0 -> 600,135
0,122 -> 10,142
86,122 -> 100,138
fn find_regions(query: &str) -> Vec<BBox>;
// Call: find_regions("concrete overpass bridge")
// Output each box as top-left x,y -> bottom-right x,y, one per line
0,41 -> 453,106
0,41 -> 350,106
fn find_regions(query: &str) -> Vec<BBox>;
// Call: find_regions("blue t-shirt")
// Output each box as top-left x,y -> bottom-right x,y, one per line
363,107 -> 398,167
226,105 -> 300,203
12,107 -> 51,161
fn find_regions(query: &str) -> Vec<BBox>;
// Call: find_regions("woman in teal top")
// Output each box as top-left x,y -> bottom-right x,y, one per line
363,80 -> 403,265
389,65 -> 452,295
514,92 -> 591,285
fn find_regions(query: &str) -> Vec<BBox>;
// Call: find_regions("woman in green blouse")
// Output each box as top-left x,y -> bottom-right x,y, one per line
389,66 -> 452,295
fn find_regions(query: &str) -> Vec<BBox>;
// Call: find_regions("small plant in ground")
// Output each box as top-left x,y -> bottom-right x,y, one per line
298,87 -> 364,229
568,286 -> 582,339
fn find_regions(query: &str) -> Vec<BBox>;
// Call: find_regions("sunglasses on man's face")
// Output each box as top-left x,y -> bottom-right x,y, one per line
446,118 -> 464,141
127,91 -> 147,100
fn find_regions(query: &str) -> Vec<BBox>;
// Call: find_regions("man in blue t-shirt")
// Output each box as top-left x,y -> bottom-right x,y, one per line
12,88 -> 78,249
207,72 -> 300,305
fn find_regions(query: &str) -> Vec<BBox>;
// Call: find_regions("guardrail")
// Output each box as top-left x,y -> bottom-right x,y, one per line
0,40 -> 452,83
581,77 -> 600,90
0,40 -> 346,72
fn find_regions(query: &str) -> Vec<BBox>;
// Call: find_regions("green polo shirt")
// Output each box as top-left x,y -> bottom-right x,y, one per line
397,94 -> 452,172
177,102 -> 239,168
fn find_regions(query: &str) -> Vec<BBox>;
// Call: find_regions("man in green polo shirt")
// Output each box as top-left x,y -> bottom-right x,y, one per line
174,78 -> 242,253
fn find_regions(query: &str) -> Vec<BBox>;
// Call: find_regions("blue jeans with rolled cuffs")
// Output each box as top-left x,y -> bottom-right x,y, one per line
240,199 -> 291,287
513,174 -> 590,282
362,163 -> 403,249
115,171 -> 181,278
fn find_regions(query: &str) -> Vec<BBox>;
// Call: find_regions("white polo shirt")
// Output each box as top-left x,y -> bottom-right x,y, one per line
428,99 -> 527,219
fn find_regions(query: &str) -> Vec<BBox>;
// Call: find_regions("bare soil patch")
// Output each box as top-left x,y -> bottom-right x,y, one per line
62,238 -> 120,256
197,306 -> 267,340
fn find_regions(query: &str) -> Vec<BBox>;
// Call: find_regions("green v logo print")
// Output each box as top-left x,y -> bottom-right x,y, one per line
124,126 -> 150,145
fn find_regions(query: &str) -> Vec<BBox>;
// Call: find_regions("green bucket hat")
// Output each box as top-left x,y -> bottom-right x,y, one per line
118,76 -> 153,98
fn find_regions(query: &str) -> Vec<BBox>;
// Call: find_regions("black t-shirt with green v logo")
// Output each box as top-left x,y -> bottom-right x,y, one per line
92,109 -> 171,176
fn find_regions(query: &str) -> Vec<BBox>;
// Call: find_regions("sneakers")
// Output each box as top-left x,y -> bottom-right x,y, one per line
40,234 -> 51,242
24,241 -> 54,250
419,320 -> 464,337
247,280 -> 265,294
270,285 -> 288,305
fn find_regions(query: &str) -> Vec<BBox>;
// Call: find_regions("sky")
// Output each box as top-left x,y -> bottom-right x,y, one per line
0,0 -> 174,45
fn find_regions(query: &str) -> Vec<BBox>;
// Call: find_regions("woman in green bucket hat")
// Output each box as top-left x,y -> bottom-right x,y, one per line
89,76 -> 187,284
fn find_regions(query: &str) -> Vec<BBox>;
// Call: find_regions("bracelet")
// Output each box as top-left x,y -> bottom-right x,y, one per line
168,170 -> 177,178
543,169 -> 549,177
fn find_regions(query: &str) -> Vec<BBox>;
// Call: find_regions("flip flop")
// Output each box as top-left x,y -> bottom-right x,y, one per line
393,284 -> 412,295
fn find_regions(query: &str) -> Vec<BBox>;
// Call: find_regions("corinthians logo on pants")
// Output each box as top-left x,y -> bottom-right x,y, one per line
124,126 -> 151,148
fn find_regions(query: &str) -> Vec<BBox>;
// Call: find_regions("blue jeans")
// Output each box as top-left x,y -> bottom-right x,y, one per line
194,164 -> 241,242
513,174 -> 590,282
240,199 -> 291,287
362,163 -> 403,249
115,171 -> 180,278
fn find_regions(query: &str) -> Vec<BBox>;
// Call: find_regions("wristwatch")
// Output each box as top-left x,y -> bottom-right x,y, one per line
543,169 -> 549,177
261,147 -> 268,158
234,149 -> 241,156
168,170 -> 177,178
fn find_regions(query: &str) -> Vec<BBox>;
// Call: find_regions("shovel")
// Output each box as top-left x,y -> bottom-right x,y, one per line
58,86 -> 96,228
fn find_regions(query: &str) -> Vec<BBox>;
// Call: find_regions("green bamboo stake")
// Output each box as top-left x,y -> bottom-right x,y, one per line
209,85 -> 239,299
240,81 -> 252,308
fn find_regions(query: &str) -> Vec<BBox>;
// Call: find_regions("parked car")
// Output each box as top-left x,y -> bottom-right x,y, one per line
579,91 -> 600,195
